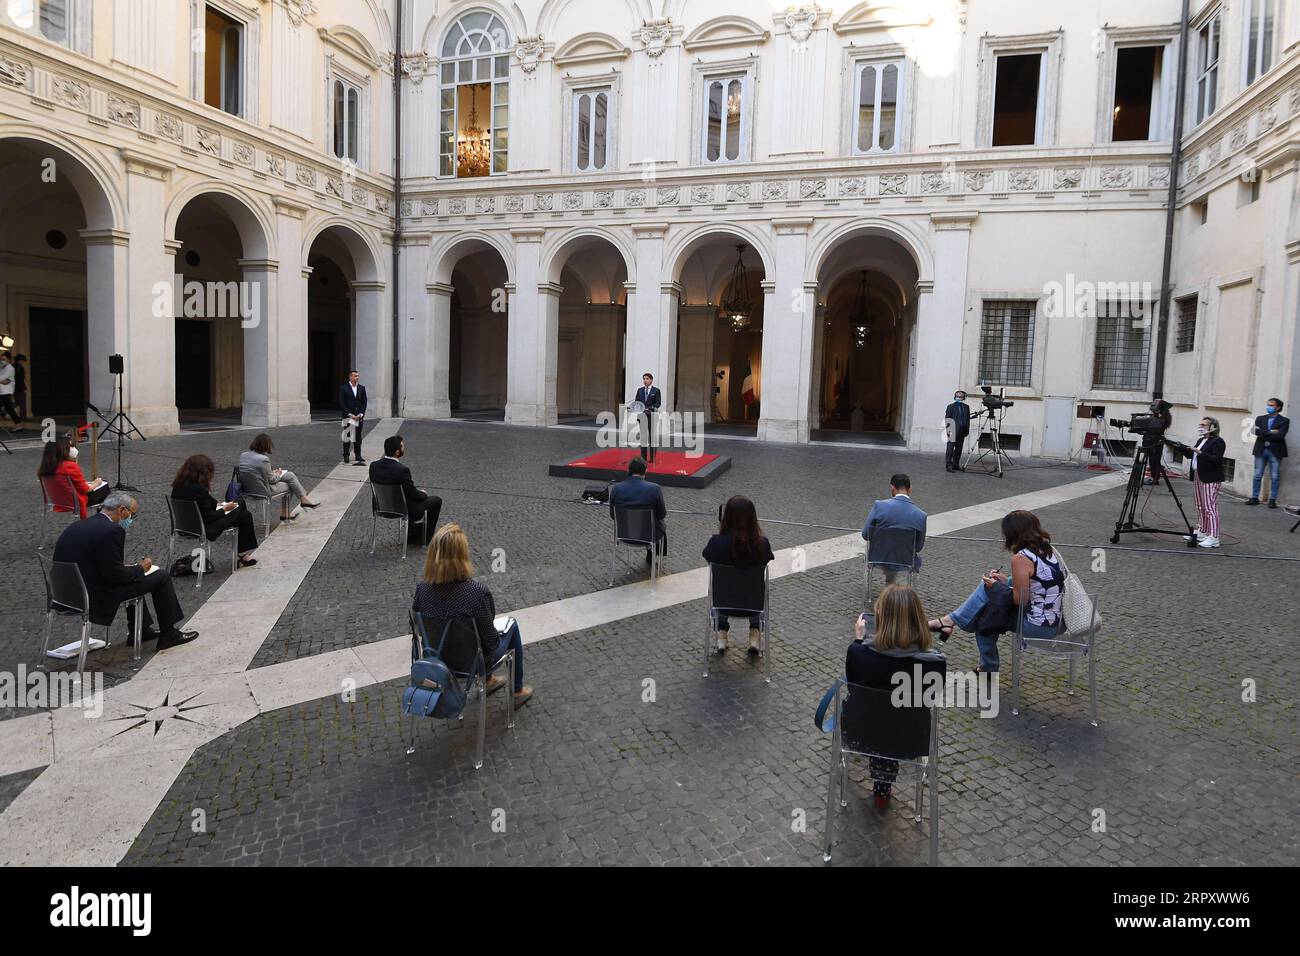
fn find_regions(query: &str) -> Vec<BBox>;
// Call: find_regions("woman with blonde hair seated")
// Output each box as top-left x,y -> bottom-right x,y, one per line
847,584 -> 947,809
412,523 -> 533,706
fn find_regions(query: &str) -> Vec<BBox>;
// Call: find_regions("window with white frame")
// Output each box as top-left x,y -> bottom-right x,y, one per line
1194,14 -> 1220,125
703,73 -> 747,164
852,59 -> 904,154
1244,0 -> 1276,87
573,87 -> 612,173
1174,295 -> 1197,353
1112,45 -> 1168,141
978,300 -> 1035,387
330,74 -> 363,164
438,11 -> 511,177
4,0 -> 90,53
991,51 -> 1045,146
204,4 -> 243,115
1092,302 -> 1153,390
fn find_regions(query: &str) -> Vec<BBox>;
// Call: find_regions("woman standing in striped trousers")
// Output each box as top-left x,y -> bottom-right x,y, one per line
1191,416 -> 1226,549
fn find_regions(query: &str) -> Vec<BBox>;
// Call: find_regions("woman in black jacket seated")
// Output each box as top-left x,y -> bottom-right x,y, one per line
170,453 -> 259,567
703,495 -> 775,656
846,584 -> 946,809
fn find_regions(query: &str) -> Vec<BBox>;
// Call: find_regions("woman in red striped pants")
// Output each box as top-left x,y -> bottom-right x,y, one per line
1190,416 -> 1226,549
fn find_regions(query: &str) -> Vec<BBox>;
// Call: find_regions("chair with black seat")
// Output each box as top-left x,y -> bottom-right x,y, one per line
704,562 -> 771,682
820,680 -> 938,866
35,553 -> 144,678
863,527 -> 918,621
610,505 -> 663,584
165,497 -> 238,589
237,464 -> 292,538
403,610 -> 515,769
370,481 -> 424,559
1010,588 -> 1101,726
39,474 -> 89,550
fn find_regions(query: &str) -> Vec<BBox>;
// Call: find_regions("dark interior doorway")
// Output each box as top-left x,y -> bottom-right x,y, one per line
28,306 -> 85,417
175,319 -> 212,410
308,329 -> 339,408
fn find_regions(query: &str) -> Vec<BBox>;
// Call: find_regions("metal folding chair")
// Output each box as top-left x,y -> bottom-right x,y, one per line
39,474 -> 88,550
370,482 -> 425,559
704,562 -> 771,682
863,526 -> 919,616
165,497 -> 238,588
610,505 -> 663,584
35,554 -> 144,678
238,466 -> 293,538
1010,592 -> 1101,726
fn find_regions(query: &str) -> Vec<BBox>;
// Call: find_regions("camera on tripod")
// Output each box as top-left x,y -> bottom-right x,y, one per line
979,384 -> 1014,410
1109,413 -> 1166,437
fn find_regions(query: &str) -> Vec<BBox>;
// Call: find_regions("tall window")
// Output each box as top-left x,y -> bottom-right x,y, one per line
439,12 -> 510,177
7,0 -> 69,46
991,52 -> 1043,146
1194,15 -> 1220,125
204,5 -> 243,116
1112,46 -> 1166,141
1244,0 -> 1275,87
1174,296 -> 1198,353
853,59 -> 903,154
573,88 -> 611,172
1093,303 -> 1152,390
703,74 -> 746,164
331,77 -> 361,163
978,301 -> 1035,387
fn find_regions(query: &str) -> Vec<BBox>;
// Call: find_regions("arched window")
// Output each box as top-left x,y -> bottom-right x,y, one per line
438,12 -> 511,177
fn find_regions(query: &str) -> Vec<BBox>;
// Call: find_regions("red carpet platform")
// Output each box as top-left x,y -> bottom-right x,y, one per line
549,448 -> 731,488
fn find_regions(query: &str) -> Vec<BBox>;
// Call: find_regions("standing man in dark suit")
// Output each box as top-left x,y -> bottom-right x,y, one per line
608,456 -> 667,564
369,435 -> 442,545
632,372 -> 662,463
1247,397 -> 1289,507
51,492 -> 199,649
340,369 -> 367,466
944,389 -> 971,472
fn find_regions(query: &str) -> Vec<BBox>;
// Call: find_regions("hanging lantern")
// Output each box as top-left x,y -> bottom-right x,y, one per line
720,244 -> 752,332
850,270 -> 872,350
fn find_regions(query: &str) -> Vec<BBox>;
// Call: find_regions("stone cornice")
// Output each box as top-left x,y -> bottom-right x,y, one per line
351,280 -> 385,292
509,227 -> 546,242
537,281 -> 565,297
427,281 -> 455,296
78,228 -> 131,247
236,257 -> 279,272
931,211 -> 979,231
272,196 -> 310,218
119,148 -> 172,179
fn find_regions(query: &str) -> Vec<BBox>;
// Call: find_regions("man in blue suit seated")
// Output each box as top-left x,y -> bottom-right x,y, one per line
861,473 -> 926,581
608,456 -> 667,564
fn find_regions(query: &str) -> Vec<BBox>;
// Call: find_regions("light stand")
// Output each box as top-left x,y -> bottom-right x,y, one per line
100,354 -> 145,491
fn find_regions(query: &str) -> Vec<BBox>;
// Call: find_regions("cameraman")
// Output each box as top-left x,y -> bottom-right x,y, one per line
1143,399 -> 1172,481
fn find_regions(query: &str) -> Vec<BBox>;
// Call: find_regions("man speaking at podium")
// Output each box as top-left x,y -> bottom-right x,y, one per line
632,372 -> 662,463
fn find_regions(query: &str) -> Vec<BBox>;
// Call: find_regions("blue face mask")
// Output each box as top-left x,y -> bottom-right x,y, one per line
119,515 -> 135,530
1266,407 -> 1278,415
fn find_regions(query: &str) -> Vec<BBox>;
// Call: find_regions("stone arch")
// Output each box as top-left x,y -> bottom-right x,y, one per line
301,217 -> 384,283
664,221 -> 776,285
805,217 -> 933,287
164,180 -> 275,260
429,230 -> 515,285
539,226 -> 637,286
0,126 -> 124,231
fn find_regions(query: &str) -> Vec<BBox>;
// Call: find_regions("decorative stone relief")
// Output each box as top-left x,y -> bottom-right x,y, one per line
638,19 -> 673,58
726,182 -> 750,202
1261,99 -> 1279,131
108,94 -> 141,128
879,173 -> 908,195
505,195 -> 524,212
1291,86 -> 1300,115
1229,123 -> 1248,151
1207,138 -> 1221,163
1008,168 -> 1038,190
156,112 -> 184,141
51,75 -> 90,111
762,181 -> 788,200
325,177 -> 343,198
475,195 -> 496,213
1054,167 -> 1082,189
266,153 -> 286,176
594,190 -> 614,208
799,178 -> 826,199
197,129 -> 221,155
401,200 -> 415,216
284,0 -> 316,27
1149,165 -> 1170,188
0,55 -> 30,88
232,142 -> 254,167
351,186 -> 369,206
1184,153 -> 1199,179
689,184 -> 715,204
535,193 -> 554,211
626,188 -> 647,206
921,171 -> 950,193
963,169 -> 991,191
375,195 -> 390,214
422,198 -> 438,215
656,186 -> 679,205
1099,166 -> 1132,188
448,197 -> 466,214
839,177 -> 865,197
515,36 -> 544,73
783,5 -> 819,43
401,53 -> 433,84
296,165 -> 317,187
563,191 -> 583,209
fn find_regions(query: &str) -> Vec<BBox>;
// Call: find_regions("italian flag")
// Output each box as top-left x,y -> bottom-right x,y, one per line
741,362 -> 756,405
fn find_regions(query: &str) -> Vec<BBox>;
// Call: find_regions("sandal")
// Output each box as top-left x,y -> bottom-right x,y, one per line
928,617 -> 954,642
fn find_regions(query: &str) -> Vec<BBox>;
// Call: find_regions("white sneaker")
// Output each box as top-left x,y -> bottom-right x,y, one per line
714,632 -> 729,653
1194,528 -> 1206,540
1198,535 -> 1220,548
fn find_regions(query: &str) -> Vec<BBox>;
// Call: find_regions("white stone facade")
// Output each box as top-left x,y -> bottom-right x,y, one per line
1,0 -> 1298,494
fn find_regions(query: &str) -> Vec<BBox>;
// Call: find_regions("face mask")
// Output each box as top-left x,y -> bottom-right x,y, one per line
1197,426 -> 1208,436
1266,407 -> 1278,415
119,515 -> 135,530
68,446 -> 78,459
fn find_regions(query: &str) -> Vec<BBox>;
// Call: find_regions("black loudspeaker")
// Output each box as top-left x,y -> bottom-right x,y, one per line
108,354 -> 124,374
581,484 -> 609,503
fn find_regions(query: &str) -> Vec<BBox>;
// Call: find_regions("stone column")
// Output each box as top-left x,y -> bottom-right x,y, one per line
79,227 -> 129,426
396,233 -> 444,418
351,280 -> 387,413
270,197 -> 310,424
624,224 -> 669,407
909,212 -> 977,451
236,257 -> 278,426
758,218 -> 814,443
117,150 -> 179,435
504,228 -> 554,426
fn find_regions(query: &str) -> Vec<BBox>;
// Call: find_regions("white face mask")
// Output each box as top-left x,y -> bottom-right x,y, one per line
68,446 -> 78,459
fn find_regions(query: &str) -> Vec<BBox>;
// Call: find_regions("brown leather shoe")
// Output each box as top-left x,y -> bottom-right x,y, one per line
484,675 -> 507,695
513,686 -> 534,707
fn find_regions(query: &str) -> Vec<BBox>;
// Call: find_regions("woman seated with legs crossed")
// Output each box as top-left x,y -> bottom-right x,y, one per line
928,509 -> 1065,674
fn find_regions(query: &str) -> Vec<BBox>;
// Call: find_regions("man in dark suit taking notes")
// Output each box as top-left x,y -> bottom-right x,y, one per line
608,456 -> 667,564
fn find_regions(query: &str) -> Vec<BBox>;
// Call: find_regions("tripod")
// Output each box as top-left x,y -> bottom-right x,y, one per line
1110,442 -> 1196,546
967,407 -> 1014,478
100,368 -> 145,491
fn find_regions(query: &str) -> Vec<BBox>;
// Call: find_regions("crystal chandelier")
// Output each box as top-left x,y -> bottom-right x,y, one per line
721,244 -> 753,332
727,88 -> 742,118
456,102 -> 491,177
851,271 -> 872,350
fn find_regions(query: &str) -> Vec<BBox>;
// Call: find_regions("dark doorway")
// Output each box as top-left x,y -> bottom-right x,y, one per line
175,319 -> 212,409
28,306 -> 86,417
309,329 -> 338,409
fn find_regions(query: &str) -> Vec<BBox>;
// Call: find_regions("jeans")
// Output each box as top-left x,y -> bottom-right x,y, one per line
949,582 -> 1063,672
1252,449 -> 1281,500
491,619 -> 525,692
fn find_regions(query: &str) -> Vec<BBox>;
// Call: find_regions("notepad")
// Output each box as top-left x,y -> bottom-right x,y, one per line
47,637 -> 108,660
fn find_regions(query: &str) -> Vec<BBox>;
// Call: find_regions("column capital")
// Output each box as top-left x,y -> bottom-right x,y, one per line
79,228 -> 130,247
427,281 -> 455,297
163,238 -> 184,256
915,279 -> 935,294
301,265 -> 315,278
399,231 -> 432,247
538,281 -> 564,298
119,148 -> 172,180
659,281 -> 683,296
272,197 -> 310,219
352,280 -> 385,292
237,258 -> 279,273
510,227 -> 546,242
632,222 -> 669,238
772,217 -> 814,236
760,279 -> 776,294
801,281 -> 819,293
930,211 -> 978,231
623,280 -> 637,294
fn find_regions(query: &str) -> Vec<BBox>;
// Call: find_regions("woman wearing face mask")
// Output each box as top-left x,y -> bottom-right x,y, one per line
37,433 -> 109,518
1190,416 -> 1226,548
